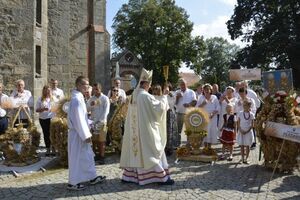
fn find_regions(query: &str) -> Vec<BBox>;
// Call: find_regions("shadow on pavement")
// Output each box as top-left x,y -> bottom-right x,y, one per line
1,164 -> 299,199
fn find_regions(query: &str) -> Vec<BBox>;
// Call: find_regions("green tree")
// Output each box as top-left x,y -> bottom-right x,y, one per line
200,37 -> 239,89
112,0 -> 205,84
227,0 -> 300,89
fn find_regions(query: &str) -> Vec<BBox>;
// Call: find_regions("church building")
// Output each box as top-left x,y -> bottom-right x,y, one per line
0,0 -> 111,102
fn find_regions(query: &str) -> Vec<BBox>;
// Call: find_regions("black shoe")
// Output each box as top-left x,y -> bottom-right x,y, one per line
89,176 -> 106,185
67,183 -> 86,190
250,143 -> 256,150
159,178 -> 175,185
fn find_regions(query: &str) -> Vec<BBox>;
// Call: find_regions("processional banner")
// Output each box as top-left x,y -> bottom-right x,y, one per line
262,69 -> 293,94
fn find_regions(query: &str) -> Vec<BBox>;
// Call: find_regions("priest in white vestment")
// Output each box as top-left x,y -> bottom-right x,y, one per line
120,69 -> 174,185
67,76 -> 106,190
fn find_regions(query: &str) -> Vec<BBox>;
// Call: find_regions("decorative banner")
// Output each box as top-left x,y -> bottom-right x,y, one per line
264,121 -> 300,143
262,69 -> 293,94
229,68 -> 261,81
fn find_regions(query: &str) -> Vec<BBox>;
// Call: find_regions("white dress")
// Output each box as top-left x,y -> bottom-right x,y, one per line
237,111 -> 255,146
196,95 -> 220,144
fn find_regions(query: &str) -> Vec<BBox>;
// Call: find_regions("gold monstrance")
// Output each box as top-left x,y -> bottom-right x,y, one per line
163,65 -> 169,83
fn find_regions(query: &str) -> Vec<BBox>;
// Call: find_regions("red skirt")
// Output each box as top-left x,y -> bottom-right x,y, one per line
220,129 -> 236,145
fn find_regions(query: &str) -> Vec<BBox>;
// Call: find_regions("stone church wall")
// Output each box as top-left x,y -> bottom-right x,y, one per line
48,0 -> 111,95
0,0 -> 48,102
48,0 -> 88,95
0,0 -> 111,102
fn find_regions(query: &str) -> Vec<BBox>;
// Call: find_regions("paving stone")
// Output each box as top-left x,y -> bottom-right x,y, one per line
0,143 -> 299,199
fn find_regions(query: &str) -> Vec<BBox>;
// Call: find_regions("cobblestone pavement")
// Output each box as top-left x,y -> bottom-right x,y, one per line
0,144 -> 299,200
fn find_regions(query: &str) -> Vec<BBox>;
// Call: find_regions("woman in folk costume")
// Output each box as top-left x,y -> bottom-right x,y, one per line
218,86 -> 238,135
120,69 -> 174,185
196,83 -> 220,149
67,76 -> 106,190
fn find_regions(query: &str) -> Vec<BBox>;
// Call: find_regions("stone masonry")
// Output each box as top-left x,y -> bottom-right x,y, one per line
0,0 -> 48,102
48,0 -> 111,94
0,0 -> 111,110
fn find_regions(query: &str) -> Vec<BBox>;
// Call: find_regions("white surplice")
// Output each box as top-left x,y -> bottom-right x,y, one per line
120,89 -> 170,185
67,90 -> 97,185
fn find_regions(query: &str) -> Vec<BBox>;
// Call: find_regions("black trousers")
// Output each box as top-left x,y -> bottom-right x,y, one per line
39,118 -> 51,148
0,116 -> 8,135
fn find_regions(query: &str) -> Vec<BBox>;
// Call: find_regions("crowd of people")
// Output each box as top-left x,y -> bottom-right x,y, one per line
0,72 -> 263,190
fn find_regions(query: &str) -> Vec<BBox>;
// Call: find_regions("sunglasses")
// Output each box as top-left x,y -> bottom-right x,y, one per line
113,90 -> 118,92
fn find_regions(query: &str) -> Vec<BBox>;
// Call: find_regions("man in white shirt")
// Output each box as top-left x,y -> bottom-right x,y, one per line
50,79 -> 65,102
175,78 -> 197,147
107,78 -> 126,103
236,87 -> 256,114
87,83 -> 110,164
10,79 -> 33,128
241,81 -> 261,109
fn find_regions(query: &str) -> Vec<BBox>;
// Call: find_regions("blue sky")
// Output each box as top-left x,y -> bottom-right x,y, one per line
106,0 -> 240,71
107,0 -> 239,42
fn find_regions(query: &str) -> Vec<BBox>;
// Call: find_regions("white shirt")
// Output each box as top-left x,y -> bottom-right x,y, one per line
107,88 -> 127,103
247,89 -> 261,109
237,111 -> 255,131
235,97 -> 257,114
196,95 -> 220,114
0,93 -> 9,117
36,97 -> 55,119
10,90 -> 33,119
175,88 -> 197,114
167,92 -> 176,112
234,88 -> 261,109
51,88 -> 64,102
220,97 -> 238,115
87,93 -> 110,123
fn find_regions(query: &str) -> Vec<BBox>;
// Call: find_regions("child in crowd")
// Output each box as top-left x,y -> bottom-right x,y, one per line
237,100 -> 255,164
219,104 -> 237,161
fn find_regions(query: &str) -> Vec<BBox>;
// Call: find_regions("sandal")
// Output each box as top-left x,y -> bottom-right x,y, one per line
90,175 -> 106,185
67,183 -> 86,191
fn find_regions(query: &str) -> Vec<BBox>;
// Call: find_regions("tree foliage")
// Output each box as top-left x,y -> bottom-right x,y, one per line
112,0 -> 205,84
200,37 -> 240,89
227,0 -> 300,88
